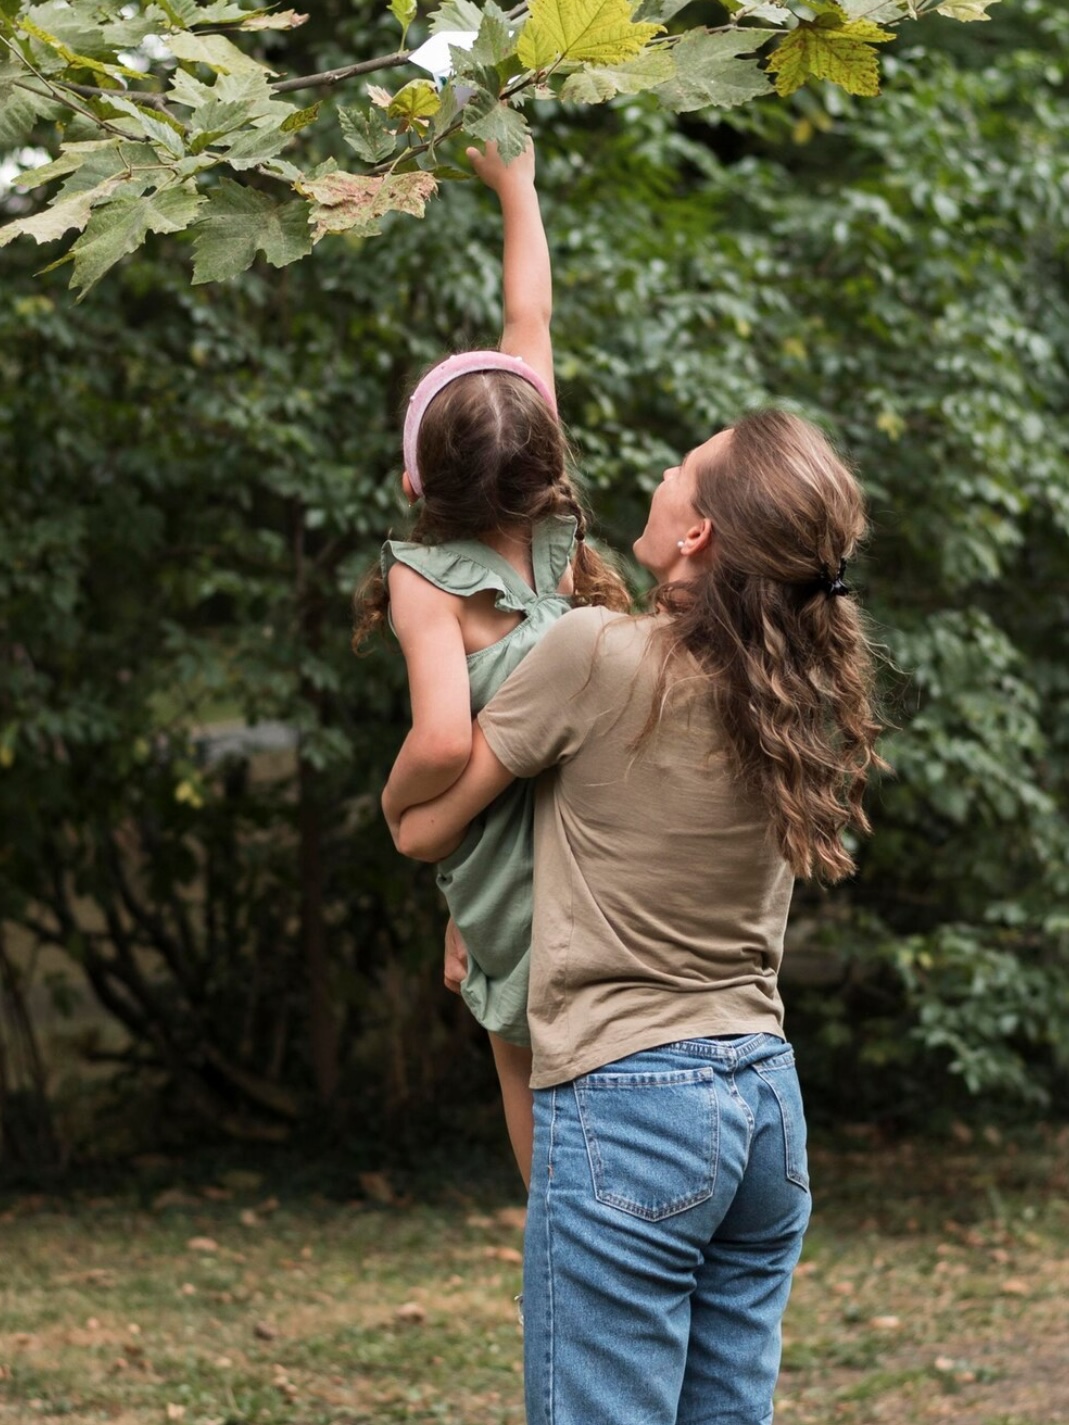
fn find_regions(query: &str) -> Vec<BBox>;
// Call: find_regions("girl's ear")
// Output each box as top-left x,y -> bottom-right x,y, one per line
401,471 -> 419,505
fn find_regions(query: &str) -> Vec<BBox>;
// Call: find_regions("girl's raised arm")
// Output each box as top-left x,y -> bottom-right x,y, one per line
468,141 -> 554,403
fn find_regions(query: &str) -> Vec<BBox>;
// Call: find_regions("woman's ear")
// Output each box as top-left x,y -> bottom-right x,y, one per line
681,518 -> 714,558
401,471 -> 419,505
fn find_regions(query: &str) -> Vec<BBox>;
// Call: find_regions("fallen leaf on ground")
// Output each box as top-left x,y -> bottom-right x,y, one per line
494,1207 -> 527,1231
484,1246 -> 523,1265
395,1301 -> 426,1324
187,1236 -> 219,1253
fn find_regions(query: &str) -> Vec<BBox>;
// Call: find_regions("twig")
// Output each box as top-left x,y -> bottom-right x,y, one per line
270,50 -> 413,94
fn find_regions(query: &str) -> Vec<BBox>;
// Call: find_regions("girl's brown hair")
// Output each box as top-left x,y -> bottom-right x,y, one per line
352,368 -> 629,649
650,409 -> 887,884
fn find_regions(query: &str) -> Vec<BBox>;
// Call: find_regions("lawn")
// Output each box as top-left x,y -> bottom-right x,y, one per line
0,1127 -> 1066,1425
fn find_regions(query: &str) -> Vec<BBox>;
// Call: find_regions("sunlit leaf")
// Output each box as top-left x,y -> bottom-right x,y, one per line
389,0 -> 418,42
387,79 -> 441,122
934,0 -> 998,18
167,32 -> 273,77
0,174 -> 124,248
767,2 -> 894,98
517,0 -> 663,71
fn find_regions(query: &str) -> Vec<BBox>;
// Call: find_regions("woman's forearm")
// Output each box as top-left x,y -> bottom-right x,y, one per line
392,724 -> 516,862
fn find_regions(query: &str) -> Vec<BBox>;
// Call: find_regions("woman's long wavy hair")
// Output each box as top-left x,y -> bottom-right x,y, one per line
353,367 -> 629,649
650,409 -> 888,884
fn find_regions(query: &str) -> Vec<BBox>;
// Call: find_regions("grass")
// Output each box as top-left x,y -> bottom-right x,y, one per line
0,1127 -> 1066,1425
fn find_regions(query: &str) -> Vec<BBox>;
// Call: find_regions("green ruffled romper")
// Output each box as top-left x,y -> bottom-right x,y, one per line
381,515 -> 577,1047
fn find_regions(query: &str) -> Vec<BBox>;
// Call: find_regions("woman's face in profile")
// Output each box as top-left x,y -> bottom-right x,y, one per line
634,430 -> 728,580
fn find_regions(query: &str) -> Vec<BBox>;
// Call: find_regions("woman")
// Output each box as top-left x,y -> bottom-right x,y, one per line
390,409 -> 886,1425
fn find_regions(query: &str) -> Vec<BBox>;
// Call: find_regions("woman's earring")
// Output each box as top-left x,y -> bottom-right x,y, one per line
677,540 -> 685,551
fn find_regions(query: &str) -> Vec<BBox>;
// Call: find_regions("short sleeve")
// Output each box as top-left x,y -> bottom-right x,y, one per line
479,606 -> 618,778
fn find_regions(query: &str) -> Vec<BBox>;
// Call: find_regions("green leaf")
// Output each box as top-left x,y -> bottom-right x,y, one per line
167,31 -> 272,77
56,141 -> 164,199
106,96 -> 187,157
0,174 -> 124,249
172,70 -> 278,120
297,169 -> 437,241
655,28 -> 774,111
190,179 -> 313,282
281,102 -> 319,133
387,79 -> 441,122
633,0 -> 704,21
220,122 -> 297,170
16,13 -> 145,80
389,0 -> 418,42
766,2 -> 894,98
467,3 -> 518,68
68,184 -> 206,295
339,106 -> 398,164
462,97 -> 529,161
0,64 -> 64,147
19,1 -> 108,57
429,0 -> 485,34
517,0 -> 663,70
560,47 -> 675,103
10,143 -> 109,191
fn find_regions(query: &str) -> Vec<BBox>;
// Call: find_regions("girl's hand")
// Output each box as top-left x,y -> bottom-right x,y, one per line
443,917 -> 469,995
467,139 -> 535,194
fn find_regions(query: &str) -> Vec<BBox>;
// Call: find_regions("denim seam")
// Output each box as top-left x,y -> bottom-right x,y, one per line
544,1087 -> 558,1425
753,1064 -> 809,1189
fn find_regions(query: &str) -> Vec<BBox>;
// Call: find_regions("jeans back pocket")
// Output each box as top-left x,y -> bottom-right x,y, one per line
574,1067 -> 719,1222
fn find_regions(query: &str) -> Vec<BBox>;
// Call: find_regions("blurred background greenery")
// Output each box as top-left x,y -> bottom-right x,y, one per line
1,0 -> 1067,1179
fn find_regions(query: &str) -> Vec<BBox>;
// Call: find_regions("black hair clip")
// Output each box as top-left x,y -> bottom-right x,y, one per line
819,559 -> 851,598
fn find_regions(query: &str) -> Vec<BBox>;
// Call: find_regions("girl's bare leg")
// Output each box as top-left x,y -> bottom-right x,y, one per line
488,1032 -> 534,1190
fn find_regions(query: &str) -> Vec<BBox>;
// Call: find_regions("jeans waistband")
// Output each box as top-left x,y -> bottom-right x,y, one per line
663,1033 -> 789,1068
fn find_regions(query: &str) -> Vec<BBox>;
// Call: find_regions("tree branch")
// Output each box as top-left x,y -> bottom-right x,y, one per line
270,50 -> 413,94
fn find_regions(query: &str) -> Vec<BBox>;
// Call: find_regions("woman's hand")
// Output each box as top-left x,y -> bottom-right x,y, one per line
395,724 -> 516,861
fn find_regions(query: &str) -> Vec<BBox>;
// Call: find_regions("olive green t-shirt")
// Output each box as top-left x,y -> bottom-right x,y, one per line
478,605 -> 795,1089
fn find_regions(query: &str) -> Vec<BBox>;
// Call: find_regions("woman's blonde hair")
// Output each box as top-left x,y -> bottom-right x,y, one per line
651,409 -> 888,883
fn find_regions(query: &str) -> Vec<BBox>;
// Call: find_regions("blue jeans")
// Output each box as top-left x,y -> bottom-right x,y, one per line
523,1035 -> 812,1425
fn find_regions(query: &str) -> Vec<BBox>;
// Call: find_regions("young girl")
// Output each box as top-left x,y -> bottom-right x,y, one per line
353,141 -> 629,1185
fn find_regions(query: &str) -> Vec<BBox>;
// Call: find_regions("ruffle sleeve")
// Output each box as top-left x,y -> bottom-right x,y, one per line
381,540 -> 528,614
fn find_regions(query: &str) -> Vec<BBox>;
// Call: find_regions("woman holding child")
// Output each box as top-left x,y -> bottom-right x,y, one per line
377,141 -> 884,1425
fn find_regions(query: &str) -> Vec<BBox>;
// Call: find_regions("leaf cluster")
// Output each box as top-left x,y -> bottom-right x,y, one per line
0,0 -> 1000,292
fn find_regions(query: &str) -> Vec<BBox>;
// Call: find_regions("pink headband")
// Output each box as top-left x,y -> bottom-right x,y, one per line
402,350 -> 557,497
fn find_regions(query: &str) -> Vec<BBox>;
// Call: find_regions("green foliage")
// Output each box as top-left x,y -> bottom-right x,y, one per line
2,0 -> 1067,1145
0,0 -> 999,292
